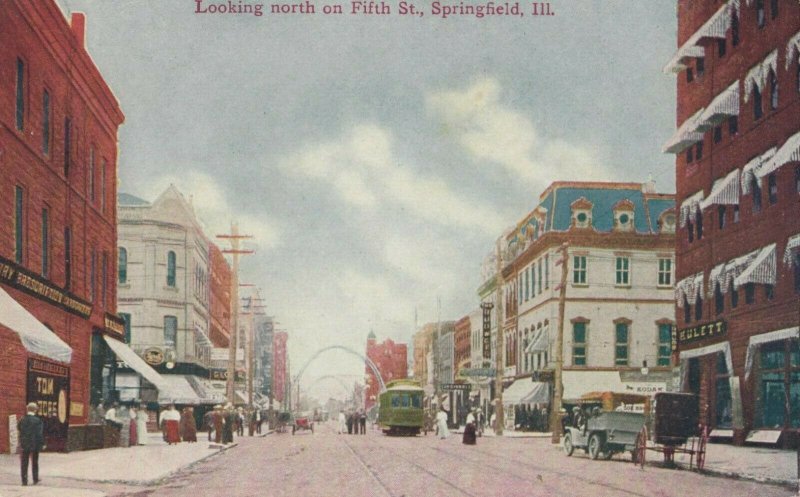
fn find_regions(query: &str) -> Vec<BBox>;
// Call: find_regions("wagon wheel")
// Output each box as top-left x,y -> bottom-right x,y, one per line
563,432 -> 575,457
696,425 -> 708,470
588,433 -> 603,460
633,426 -> 647,468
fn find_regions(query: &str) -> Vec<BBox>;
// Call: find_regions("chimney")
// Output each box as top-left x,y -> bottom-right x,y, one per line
70,12 -> 86,48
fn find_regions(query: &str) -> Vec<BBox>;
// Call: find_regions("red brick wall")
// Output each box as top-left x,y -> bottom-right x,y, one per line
674,0 -> 800,435
208,243 -> 232,348
366,338 -> 408,409
454,316 -> 471,373
0,1 -> 123,453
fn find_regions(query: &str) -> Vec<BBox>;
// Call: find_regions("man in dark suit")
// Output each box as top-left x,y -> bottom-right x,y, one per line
18,402 -> 44,486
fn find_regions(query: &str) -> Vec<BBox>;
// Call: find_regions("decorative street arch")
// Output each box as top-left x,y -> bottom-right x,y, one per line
294,345 -> 387,394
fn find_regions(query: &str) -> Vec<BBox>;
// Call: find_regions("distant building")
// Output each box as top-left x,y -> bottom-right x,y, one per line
365,332 -> 408,410
0,2 -> 124,453
273,331 -> 288,407
208,243 -> 232,348
663,0 -> 799,446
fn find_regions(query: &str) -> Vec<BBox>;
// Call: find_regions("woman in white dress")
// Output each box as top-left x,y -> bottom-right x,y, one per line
436,408 -> 449,439
136,404 -> 149,445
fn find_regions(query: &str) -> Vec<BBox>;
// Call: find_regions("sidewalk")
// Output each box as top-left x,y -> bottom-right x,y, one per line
0,432 -> 241,497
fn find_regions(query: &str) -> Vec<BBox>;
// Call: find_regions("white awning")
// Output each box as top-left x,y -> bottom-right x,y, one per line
784,233 -> 800,266
525,327 -> 549,353
679,190 -> 705,227
675,272 -> 704,307
663,0 -> 739,74
741,147 -> 777,194
787,30 -> 800,70
744,327 -> 800,379
700,168 -> 740,209
663,108 -> 706,154
102,335 -> 169,393
697,81 -> 740,130
743,50 -> 778,102
733,243 -> 777,288
503,380 -> 550,405
158,375 -> 206,405
758,130 -> 800,181
708,248 -> 760,296
0,286 -> 72,363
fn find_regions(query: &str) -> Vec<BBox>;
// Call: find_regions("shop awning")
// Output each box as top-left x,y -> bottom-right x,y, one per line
525,327 -> 549,353
502,380 -> 550,405
744,326 -> 800,379
733,243 -> 777,288
700,168 -> 740,209
102,336 -> 169,393
0,286 -> 72,363
158,375 -> 206,405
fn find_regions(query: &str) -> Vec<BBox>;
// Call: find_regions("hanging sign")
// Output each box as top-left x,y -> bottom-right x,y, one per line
480,302 -> 494,359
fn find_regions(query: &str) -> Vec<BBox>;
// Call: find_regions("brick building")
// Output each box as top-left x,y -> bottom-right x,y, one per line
273,331 -> 288,406
208,243 -> 232,348
0,2 -> 124,452
663,0 -> 799,446
365,332 -> 408,410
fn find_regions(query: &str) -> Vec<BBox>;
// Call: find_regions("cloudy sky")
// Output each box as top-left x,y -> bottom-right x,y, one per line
57,0 -> 678,401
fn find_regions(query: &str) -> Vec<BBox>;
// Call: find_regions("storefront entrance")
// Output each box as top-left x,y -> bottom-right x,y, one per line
754,339 -> 799,430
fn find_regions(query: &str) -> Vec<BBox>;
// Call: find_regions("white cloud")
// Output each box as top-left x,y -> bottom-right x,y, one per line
279,124 -> 503,235
136,171 -> 283,250
426,77 -> 610,190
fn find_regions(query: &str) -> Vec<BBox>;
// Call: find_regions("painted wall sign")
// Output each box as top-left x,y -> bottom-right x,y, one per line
676,320 -> 726,346
27,358 -> 70,452
0,255 -> 92,318
104,313 -> 126,338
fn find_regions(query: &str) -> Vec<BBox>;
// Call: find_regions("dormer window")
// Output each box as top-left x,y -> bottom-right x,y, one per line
613,199 -> 635,232
658,210 -> 677,234
570,197 -> 593,229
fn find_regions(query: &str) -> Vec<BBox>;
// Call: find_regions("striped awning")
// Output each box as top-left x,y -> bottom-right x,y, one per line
758,130 -> 800,181
675,272 -> 704,307
701,168 -> 740,209
707,248 -> 759,296
663,108 -> 706,154
663,0 -> 739,74
679,190 -> 705,227
733,243 -> 777,288
525,327 -> 549,354
741,147 -> 777,194
787,30 -> 800,70
743,50 -> 778,102
697,81 -> 740,130
783,233 -> 800,266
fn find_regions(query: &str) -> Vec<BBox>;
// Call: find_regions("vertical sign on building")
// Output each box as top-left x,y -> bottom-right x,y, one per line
480,302 -> 494,360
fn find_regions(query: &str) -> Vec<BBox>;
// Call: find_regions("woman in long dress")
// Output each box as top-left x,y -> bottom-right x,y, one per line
160,405 -> 181,444
462,411 -> 477,445
129,406 -> 138,446
180,407 -> 198,442
136,405 -> 149,445
436,408 -> 449,439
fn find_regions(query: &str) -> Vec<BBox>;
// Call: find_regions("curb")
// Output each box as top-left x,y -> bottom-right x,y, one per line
671,463 -> 798,490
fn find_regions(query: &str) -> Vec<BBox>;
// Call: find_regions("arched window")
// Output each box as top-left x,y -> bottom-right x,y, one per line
769,70 -> 778,110
118,247 -> 127,284
753,86 -> 763,120
167,251 -> 176,287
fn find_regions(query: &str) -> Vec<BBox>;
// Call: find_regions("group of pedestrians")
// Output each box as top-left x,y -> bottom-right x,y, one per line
337,409 -> 367,434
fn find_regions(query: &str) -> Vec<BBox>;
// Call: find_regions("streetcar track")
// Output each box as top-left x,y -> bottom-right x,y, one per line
339,434 -> 396,497
429,442 -> 656,497
343,434 -> 480,497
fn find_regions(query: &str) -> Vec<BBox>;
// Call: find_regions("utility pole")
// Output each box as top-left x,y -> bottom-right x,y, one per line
550,242 -> 569,444
494,236 -> 505,436
217,223 -> 253,405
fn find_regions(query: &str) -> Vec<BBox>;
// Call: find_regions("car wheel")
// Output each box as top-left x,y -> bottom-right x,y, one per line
563,432 -> 575,456
588,433 -> 603,460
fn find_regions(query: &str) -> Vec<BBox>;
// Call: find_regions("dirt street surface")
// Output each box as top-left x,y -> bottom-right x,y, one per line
102,424 -> 794,497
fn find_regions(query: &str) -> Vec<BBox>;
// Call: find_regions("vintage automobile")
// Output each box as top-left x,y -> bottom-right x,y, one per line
292,412 -> 314,434
562,391 -> 650,460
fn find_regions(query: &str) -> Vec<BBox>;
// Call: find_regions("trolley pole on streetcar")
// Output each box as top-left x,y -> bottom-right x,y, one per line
550,242 -> 569,444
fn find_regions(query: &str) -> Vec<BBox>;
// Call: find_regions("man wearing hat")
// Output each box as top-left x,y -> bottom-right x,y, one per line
17,402 -> 44,486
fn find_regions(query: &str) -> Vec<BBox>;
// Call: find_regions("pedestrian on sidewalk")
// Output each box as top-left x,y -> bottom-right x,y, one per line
181,407 -> 197,442
255,409 -> 262,434
213,405 -> 225,443
436,407 -> 449,440
18,402 -> 44,486
222,404 -> 235,444
359,409 -> 367,435
236,408 -> 245,437
137,404 -> 149,445
462,410 -> 477,445
160,404 -> 181,445
129,405 -> 138,446
338,411 -> 346,434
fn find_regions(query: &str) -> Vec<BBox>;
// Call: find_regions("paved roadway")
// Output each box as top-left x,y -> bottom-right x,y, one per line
112,423 -> 794,497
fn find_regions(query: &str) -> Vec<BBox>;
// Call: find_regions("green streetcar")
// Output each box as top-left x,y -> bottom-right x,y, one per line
377,379 -> 424,436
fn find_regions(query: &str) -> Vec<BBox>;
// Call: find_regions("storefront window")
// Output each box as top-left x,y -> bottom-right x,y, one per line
715,353 -> 732,428
756,339 -> 799,429
90,333 -> 117,407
